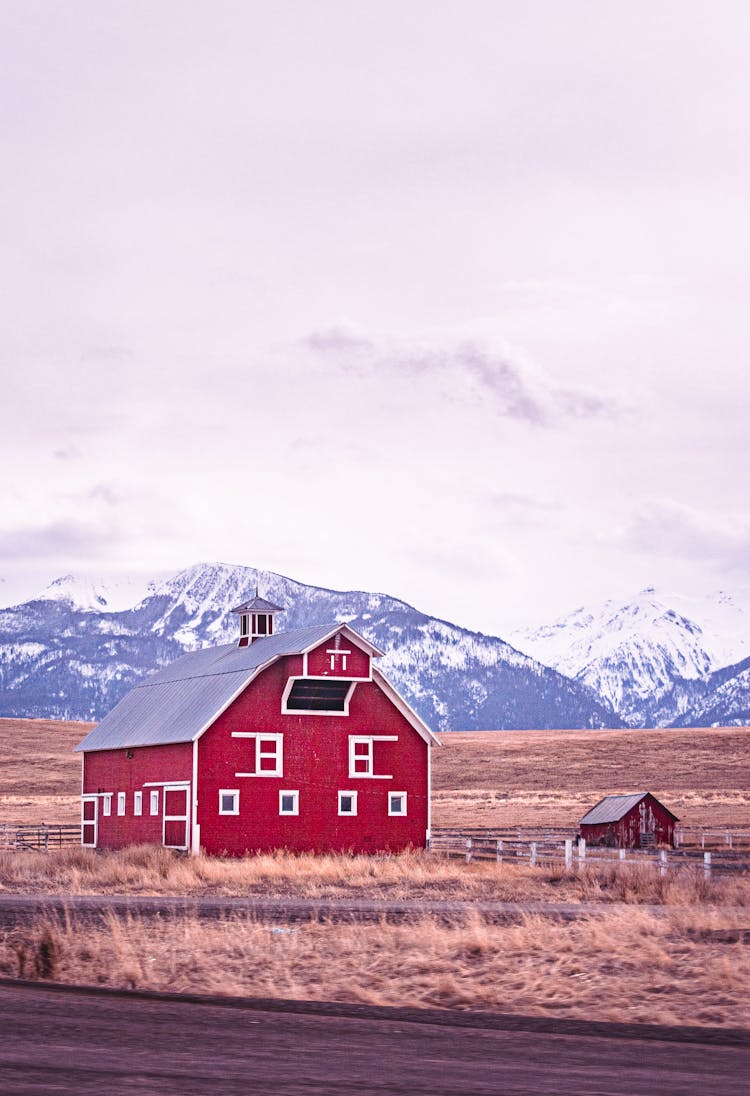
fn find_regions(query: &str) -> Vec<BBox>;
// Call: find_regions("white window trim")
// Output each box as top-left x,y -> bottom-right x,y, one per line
279,789 -> 299,816
81,795 -> 98,848
348,735 -> 398,779
326,648 -> 351,672
102,793 -> 112,817
133,791 -> 143,817
162,784 -> 190,851
150,789 -> 160,816
219,789 -> 240,816
280,677 -> 356,717
388,791 -> 408,816
117,792 -> 126,817
232,732 -> 283,777
338,790 -> 358,816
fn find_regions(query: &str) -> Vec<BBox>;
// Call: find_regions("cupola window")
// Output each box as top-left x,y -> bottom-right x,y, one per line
231,592 -> 283,646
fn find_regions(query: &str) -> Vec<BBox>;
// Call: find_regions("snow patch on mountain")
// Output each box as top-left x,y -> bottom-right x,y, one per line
32,572 -> 165,613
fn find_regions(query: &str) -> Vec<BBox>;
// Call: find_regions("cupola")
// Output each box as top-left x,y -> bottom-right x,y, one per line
230,593 -> 284,647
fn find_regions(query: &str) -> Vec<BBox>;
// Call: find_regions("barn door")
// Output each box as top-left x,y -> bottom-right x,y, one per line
81,796 -> 98,847
163,785 -> 190,850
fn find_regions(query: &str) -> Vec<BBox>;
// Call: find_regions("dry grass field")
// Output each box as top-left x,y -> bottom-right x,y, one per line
2,903 -> 749,1028
2,718 -> 749,833
0,719 -> 90,825
434,727 -> 750,830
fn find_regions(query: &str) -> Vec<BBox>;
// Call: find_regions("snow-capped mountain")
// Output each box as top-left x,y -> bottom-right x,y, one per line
510,587 -> 750,726
33,573 -> 166,613
0,562 -> 619,731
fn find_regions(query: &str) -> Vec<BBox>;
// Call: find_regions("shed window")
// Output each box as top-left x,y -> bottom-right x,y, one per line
117,792 -> 126,817
338,791 -> 358,816
219,789 -> 240,815
284,678 -> 353,713
388,792 -> 407,816
102,794 -> 112,817
279,790 -> 299,816
133,791 -> 143,817
150,790 -> 159,816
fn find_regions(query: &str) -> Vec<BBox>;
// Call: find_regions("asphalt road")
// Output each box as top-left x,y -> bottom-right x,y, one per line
0,982 -> 747,1095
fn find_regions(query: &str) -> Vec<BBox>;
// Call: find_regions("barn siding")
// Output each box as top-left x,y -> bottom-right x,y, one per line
82,741 -> 193,850
196,655 -> 428,855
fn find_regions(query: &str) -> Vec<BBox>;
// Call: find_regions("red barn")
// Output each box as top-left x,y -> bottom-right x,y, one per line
74,596 -> 439,856
579,792 -> 679,849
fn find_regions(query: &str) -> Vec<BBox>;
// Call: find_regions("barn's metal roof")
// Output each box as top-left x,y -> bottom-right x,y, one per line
74,623 -> 341,753
579,793 -> 650,825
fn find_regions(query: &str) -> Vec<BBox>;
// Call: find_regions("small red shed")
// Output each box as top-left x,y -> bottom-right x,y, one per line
74,595 -> 439,856
579,792 -> 679,849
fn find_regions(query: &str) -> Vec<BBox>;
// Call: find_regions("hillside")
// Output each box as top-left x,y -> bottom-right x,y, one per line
434,726 -> 750,830
2,718 -> 748,832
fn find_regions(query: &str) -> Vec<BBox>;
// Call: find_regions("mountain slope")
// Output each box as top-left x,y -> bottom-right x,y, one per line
0,562 -> 620,731
510,587 -> 750,726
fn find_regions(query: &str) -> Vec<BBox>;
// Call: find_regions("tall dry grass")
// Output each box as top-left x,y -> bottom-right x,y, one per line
0,845 -> 747,906
2,905 -> 748,1029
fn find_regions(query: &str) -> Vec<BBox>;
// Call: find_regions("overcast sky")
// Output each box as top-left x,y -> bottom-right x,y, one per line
1,1 -> 749,633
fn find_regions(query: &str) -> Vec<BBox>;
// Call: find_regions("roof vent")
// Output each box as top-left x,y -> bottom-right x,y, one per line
230,593 -> 283,647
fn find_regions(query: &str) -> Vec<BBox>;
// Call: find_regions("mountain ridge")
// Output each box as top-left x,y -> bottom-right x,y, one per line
0,562 -> 619,732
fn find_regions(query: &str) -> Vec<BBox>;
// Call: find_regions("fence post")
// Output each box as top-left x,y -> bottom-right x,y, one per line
496,839 -> 503,864
727,832 -> 733,849
659,849 -> 668,877
578,838 -> 586,868
466,837 -> 472,864
619,848 -> 626,862
530,841 -> 537,867
701,831 -> 705,849
564,839 -> 572,870
704,851 -> 711,879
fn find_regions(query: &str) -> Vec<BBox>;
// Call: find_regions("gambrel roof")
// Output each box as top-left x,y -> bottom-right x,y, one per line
579,792 -> 679,826
75,622 -> 438,753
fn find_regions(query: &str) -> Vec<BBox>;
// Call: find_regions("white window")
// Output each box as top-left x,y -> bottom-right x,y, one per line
388,792 -> 407,816
279,790 -> 299,816
219,789 -> 240,815
102,794 -> 112,817
133,791 -> 143,817
349,737 -> 372,776
338,790 -> 358,816
232,733 -> 283,778
117,792 -> 126,817
150,790 -> 160,816
348,735 -> 398,779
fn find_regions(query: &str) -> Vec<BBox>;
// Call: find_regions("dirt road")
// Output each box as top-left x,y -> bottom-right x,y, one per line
0,892 -> 656,927
0,981 -> 747,1095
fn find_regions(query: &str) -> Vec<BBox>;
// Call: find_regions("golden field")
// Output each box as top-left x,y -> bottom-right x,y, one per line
434,727 -> 750,830
2,718 -> 748,833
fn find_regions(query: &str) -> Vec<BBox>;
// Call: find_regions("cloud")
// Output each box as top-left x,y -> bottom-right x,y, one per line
0,519 -> 120,561
624,501 -> 750,574
304,328 -> 618,426
302,325 -> 374,354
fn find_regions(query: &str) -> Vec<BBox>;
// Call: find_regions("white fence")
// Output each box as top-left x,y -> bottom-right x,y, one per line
430,831 -> 748,877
